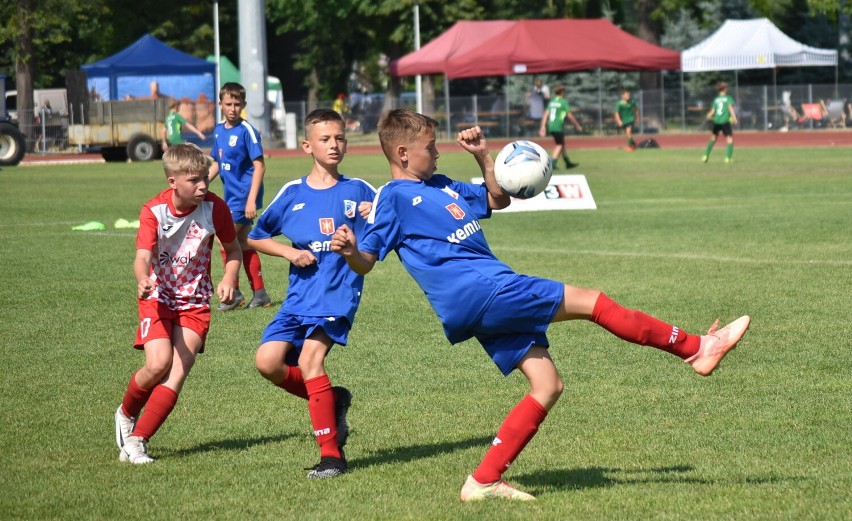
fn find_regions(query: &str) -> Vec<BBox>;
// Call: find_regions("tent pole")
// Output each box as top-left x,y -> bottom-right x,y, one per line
214,0 -> 221,122
597,68 -> 602,135
414,1 -> 423,114
660,71 -> 664,132
680,70 -> 685,132
444,75 -> 451,139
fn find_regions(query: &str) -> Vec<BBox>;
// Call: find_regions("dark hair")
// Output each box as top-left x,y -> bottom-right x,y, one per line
219,82 -> 246,102
553,85 -> 566,96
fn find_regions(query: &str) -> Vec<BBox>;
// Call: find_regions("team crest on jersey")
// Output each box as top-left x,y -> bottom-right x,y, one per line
319,218 -> 335,235
185,221 -> 202,240
446,203 -> 465,220
228,135 -> 238,147
344,200 -> 356,219
441,186 -> 459,199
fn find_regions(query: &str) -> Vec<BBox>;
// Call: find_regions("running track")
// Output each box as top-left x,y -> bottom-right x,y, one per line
19,130 -> 852,165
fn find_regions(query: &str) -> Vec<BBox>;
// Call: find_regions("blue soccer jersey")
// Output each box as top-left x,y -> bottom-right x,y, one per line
250,175 -> 376,322
360,174 -> 517,343
211,120 -> 265,212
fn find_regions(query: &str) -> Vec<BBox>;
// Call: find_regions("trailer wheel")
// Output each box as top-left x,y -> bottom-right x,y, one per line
127,134 -> 157,162
0,122 -> 26,166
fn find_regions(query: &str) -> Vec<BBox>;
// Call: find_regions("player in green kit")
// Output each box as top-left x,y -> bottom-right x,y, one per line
702,82 -> 738,164
614,89 -> 639,151
162,100 -> 206,151
539,85 -> 582,169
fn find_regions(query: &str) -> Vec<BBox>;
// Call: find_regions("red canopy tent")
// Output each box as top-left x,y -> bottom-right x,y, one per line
390,19 -> 680,78
389,20 -> 515,77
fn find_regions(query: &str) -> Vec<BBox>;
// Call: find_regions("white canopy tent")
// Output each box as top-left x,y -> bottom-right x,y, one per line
681,18 -> 838,72
679,18 -> 838,130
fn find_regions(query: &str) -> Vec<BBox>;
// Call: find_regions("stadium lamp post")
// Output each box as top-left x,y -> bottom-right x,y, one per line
214,0 -> 221,122
414,1 -> 423,113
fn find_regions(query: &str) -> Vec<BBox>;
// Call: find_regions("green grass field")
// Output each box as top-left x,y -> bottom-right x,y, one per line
1,145 -> 850,520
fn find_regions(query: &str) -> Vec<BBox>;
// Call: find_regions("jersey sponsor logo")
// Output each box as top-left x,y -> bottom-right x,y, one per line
446,219 -> 482,244
228,135 -> 238,147
159,250 -> 196,267
223,163 -> 231,171
441,186 -> 459,199
319,218 -> 335,235
412,196 -> 422,206
344,200 -> 356,219
308,240 -> 333,252
445,203 -> 465,220
292,203 -> 305,211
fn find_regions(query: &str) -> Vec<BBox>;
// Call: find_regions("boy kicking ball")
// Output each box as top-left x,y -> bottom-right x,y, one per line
114,143 -> 242,464
332,109 -> 750,501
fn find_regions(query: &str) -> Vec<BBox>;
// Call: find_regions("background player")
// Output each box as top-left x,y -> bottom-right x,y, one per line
539,84 -> 582,169
614,89 -> 639,151
703,81 -> 738,163
332,109 -> 751,502
248,109 -> 376,479
162,99 -> 206,151
114,143 -> 242,464
209,82 -> 271,310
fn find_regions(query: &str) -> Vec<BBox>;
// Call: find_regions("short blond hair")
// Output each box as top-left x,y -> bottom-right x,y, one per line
378,109 -> 438,161
162,143 -> 211,177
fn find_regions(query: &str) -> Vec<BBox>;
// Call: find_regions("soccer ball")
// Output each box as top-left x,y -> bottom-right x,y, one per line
494,140 -> 553,199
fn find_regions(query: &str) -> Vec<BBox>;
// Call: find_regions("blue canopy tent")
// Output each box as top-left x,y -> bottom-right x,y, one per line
82,34 -> 215,102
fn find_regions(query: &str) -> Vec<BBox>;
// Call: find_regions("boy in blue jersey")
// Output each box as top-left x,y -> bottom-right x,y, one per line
331,109 -> 751,502
248,109 -> 376,479
209,82 -> 271,311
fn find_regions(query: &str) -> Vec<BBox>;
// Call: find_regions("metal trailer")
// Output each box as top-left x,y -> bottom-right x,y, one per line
68,98 -> 168,162
0,74 -> 26,167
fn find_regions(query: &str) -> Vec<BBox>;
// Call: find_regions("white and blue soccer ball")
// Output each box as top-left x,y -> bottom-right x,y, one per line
494,140 -> 553,199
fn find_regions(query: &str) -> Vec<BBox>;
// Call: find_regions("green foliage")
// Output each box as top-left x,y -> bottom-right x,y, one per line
1,145 -> 851,519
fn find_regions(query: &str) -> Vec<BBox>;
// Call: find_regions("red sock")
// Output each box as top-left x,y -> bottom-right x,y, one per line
591,293 -> 699,359
304,375 -> 340,459
221,248 -> 239,289
275,365 -> 308,400
131,385 -> 178,441
243,249 -> 264,292
121,371 -> 154,418
472,394 -> 547,484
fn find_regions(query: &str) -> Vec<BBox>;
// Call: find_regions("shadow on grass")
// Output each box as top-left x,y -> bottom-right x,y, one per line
350,435 -> 493,469
162,433 -> 299,457
515,465 -> 798,495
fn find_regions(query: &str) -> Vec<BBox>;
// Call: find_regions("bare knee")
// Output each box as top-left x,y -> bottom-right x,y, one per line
255,346 -> 281,380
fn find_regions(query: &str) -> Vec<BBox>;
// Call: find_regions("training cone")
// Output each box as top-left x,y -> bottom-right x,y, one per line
72,221 -> 106,231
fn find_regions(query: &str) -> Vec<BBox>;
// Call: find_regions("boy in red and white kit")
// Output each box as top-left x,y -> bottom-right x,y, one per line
114,143 -> 242,464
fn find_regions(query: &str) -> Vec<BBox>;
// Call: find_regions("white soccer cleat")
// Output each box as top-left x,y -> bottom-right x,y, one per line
460,475 -> 535,502
121,435 -> 155,464
687,315 -> 751,376
114,406 -> 136,451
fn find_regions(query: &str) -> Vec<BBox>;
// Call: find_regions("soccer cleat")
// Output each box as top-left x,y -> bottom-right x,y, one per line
248,291 -> 272,309
687,316 -> 751,376
306,456 -> 348,479
724,157 -> 733,164
460,475 -> 535,502
114,406 -> 136,451
333,386 -> 353,448
217,289 -> 246,311
701,155 -> 709,163
121,435 -> 155,464
624,145 -> 636,152
565,162 -> 579,169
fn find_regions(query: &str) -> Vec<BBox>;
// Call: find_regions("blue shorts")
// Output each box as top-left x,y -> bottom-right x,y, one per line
231,210 -> 254,226
470,275 -> 564,376
260,312 -> 352,366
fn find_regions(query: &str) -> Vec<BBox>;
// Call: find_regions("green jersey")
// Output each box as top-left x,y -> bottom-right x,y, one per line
615,98 -> 636,125
164,111 -> 188,145
710,94 -> 735,124
544,96 -> 571,132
